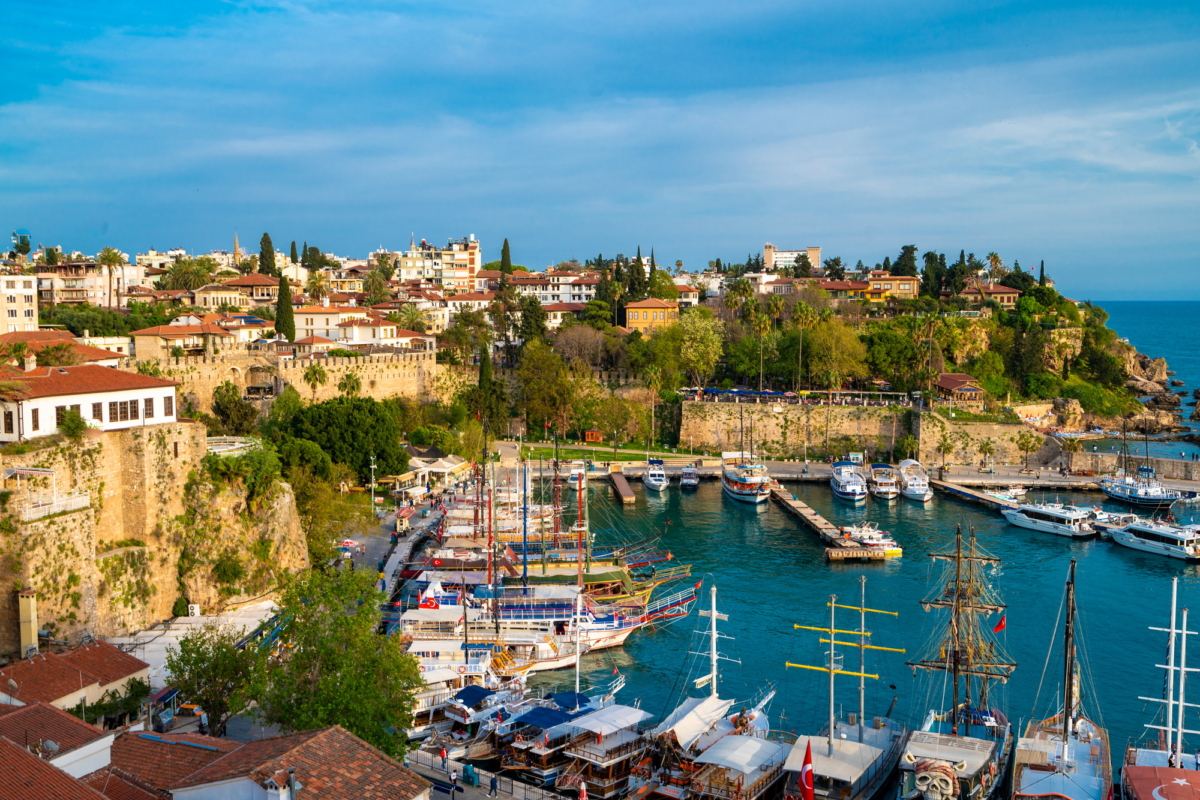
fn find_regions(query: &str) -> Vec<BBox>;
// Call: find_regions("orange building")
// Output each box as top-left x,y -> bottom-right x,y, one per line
624,298 -> 679,333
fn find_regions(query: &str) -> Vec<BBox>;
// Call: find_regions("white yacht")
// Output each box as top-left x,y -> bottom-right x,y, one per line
643,459 -> 669,492
1111,520 -> 1200,561
680,465 -> 700,489
1000,503 -> 1097,538
566,462 -> 587,490
838,522 -> 903,557
1099,466 -> 1183,509
831,461 -> 868,504
868,463 -> 900,500
897,459 -> 934,502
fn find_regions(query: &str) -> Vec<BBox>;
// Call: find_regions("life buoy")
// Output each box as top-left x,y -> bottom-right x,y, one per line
458,665 -> 467,674
989,763 -> 996,778
433,559 -> 444,567
418,665 -> 426,672
515,735 -> 524,743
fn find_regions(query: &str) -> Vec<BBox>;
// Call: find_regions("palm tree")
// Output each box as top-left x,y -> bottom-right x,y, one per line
723,278 -> 752,317
752,313 -> 772,391
766,294 -> 785,330
978,437 -> 996,469
363,271 -> 389,305
791,301 -> 817,392
985,252 -> 1005,282
937,433 -> 954,467
164,258 -> 213,291
1062,437 -> 1081,472
305,271 -> 329,302
97,247 -> 124,309
393,304 -> 428,333
302,362 -> 328,402
898,434 -> 918,460
337,369 -> 362,397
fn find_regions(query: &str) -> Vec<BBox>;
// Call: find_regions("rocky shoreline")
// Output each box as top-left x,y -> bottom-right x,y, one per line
1042,347 -> 1192,434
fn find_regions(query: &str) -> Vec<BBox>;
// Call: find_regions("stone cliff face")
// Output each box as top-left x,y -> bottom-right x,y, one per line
0,424 -> 309,656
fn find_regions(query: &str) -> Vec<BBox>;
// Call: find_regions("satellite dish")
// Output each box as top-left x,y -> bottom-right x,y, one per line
44,740 -> 59,754
6,679 -> 17,693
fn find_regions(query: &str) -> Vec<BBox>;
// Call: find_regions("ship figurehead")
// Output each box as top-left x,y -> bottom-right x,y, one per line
903,754 -> 967,800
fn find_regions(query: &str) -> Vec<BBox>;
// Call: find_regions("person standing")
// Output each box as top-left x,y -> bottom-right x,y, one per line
450,769 -> 459,789
488,774 -> 499,797
440,747 -> 448,771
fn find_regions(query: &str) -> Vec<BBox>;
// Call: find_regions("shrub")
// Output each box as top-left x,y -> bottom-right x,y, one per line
212,551 -> 246,585
58,408 -> 89,441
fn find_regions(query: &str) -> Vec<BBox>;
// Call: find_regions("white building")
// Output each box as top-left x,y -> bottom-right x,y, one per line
0,364 -> 178,441
0,273 -> 39,332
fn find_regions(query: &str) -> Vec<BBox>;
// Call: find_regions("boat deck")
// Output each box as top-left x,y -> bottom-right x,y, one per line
1015,718 -> 1110,800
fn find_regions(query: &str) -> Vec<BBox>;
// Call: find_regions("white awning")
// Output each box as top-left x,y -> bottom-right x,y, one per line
696,735 -> 788,778
408,640 -> 467,653
653,696 -> 734,750
401,607 -> 483,622
420,668 -> 460,684
402,486 -> 429,497
572,705 -> 652,736
784,736 -> 885,784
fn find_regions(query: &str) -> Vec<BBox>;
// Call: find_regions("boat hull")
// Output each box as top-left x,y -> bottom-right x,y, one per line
901,488 -> 933,502
1099,484 -> 1180,508
1000,509 -> 1097,538
1111,529 -> 1200,561
722,480 -> 770,503
831,485 -> 867,504
644,479 -> 668,492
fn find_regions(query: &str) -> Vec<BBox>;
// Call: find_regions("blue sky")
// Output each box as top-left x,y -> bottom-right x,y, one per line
2,1 -> 1199,298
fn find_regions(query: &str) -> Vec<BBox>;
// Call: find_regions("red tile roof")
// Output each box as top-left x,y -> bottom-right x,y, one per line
0,702 -> 108,756
818,280 -> 869,291
624,298 -> 678,309
447,292 -> 495,302
128,324 -> 233,338
221,274 -> 279,287
294,336 -> 335,345
0,330 -> 75,344
107,732 -> 240,794
0,653 -> 98,704
337,318 -> 386,327
293,305 -> 364,314
542,303 -> 585,312
172,726 -> 430,799
82,768 -> 162,800
936,373 -> 983,392
59,642 -> 149,687
674,285 -> 698,293
2,365 -> 177,401
0,738 -> 109,799
8,340 -> 125,364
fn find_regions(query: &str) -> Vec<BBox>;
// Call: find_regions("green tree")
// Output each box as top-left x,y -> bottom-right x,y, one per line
363,270 -> 389,305
794,253 -> 814,277
290,240 -> 298,264
166,622 -> 258,737
822,257 -> 845,280
1039,260 -> 1047,286
212,381 -> 259,435
937,433 -> 954,467
259,233 -> 276,276
518,295 -> 548,344
463,343 -> 508,435
287,396 -> 409,480
35,342 -> 82,367
898,434 -> 919,460
515,339 -> 572,435
891,245 -> 919,277
375,252 -> 395,281
1014,431 -> 1044,471
164,257 -> 216,291
58,407 -> 89,441
978,437 -> 996,468
300,240 -> 309,267
677,310 -> 724,387
275,274 -> 295,341
337,369 -> 362,396
305,270 -> 329,301
648,269 -> 679,301
98,246 -> 124,309
44,247 -> 60,266
752,313 -> 772,390
500,238 -> 513,274
390,303 -> 428,334
254,569 -> 422,757
790,302 -> 820,391
1062,437 -> 1081,470
302,362 -> 328,401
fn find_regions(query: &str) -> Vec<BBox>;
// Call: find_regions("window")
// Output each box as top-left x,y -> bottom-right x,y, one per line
23,281 -> 31,289
144,398 -> 154,418
3,411 -> 11,434
109,402 -> 118,421
5,296 -> 13,303
3,282 -> 11,290
92,402 -> 102,421
23,310 -> 32,318
5,311 -> 12,318
164,395 -> 174,416
24,296 -> 32,304
31,408 -> 38,431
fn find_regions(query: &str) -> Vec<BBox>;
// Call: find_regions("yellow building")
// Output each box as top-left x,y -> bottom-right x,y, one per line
624,298 -> 679,333
866,271 -> 921,302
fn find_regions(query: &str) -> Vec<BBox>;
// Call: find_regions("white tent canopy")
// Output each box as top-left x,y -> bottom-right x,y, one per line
654,696 -> 734,750
401,606 -> 483,622
783,736 -> 885,784
419,668 -> 460,684
408,640 -> 469,653
695,735 -> 788,779
572,705 -> 652,736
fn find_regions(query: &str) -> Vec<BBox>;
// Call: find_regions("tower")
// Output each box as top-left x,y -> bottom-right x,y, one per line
233,231 -> 240,264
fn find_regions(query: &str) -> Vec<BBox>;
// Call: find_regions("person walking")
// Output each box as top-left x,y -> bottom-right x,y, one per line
450,769 -> 459,789
488,774 -> 499,797
440,747 -> 448,771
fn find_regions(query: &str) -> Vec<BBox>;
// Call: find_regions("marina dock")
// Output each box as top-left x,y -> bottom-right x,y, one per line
930,479 -> 1019,510
770,487 -> 886,560
608,471 -> 636,504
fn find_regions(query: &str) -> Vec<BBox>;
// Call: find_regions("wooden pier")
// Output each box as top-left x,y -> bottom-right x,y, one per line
770,488 -> 886,560
608,471 -> 636,504
930,480 -> 1019,510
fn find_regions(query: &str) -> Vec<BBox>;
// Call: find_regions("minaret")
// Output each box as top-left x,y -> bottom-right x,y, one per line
233,231 -> 240,262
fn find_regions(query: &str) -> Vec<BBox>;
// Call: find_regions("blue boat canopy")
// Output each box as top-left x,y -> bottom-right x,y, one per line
454,685 -> 495,706
515,706 -> 579,729
870,463 -> 893,469
551,691 -> 591,710
649,458 -> 664,466
832,460 -> 856,468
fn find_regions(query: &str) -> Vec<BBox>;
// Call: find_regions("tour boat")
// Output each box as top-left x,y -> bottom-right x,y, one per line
1001,503 -> 1097,538
868,463 -> 901,500
680,465 -> 701,489
838,522 -> 903,557
830,461 -> 868,503
566,462 -> 587,491
898,459 -> 934,502
1110,520 -> 1200,561
784,577 -> 907,800
900,526 -> 1014,800
1012,560 -> 1112,800
721,451 -> 772,504
1100,466 -> 1183,509
644,459 -> 669,492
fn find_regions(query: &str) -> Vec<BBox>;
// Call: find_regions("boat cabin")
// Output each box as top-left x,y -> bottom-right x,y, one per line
557,705 -> 653,800
689,735 -> 789,800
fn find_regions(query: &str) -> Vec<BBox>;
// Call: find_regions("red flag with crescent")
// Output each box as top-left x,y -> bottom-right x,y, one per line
800,740 -> 814,800
993,615 -> 1007,633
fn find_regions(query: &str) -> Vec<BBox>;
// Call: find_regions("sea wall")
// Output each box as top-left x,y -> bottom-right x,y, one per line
913,412 -> 1058,467
1069,451 -> 1200,481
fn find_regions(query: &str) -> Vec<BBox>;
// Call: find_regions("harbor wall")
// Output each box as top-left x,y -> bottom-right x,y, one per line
913,412 -> 1059,467
1069,451 -> 1200,481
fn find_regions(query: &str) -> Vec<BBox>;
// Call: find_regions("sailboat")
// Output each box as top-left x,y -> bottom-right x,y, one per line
783,576 -> 908,800
1012,560 -> 1111,800
721,407 -> 772,504
1100,422 -> 1182,508
1121,577 -> 1200,800
899,526 -> 1016,800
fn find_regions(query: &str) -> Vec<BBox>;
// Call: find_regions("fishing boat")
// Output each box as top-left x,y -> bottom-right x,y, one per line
898,460 -> 934,502
1110,520 -> 1200,561
567,462 -> 587,491
1100,466 -> 1183,509
783,576 -> 907,800
1012,560 -> 1112,800
838,522 -> 903,558
644,459 -> 670,492
1120,578 -> 1200,800
831,461 -> 869,504
680,465 -> 701,489
1000,503 -> 1097,538
900,525 -> 1016,800
721,451 -> 772,504
869,464 -> 901,500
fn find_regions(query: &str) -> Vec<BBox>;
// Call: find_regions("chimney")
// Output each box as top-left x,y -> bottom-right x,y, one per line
83,328 -> 90,340
322,296 -> 329,308
23,355 -> 36,373
18,589 -> 38,658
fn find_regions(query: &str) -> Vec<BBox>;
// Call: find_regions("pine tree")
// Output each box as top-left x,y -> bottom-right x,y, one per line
290,241 -> 298,264
715,258 -> 723,273
500,238 -> 513,274
301,241 -> 309,268
1039,260 -> 1046,286
275,274 -> 295,341
892,245 -> 919,277
259,233 -> 276,276
649,248 -> 657,278
882,256 -> 892,273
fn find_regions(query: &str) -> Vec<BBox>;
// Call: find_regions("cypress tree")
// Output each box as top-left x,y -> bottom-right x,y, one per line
259,233 -> 276,275
301,241 -> 309,268
290,241 -> 298,264
500,239 -> 513,274
275,274 -> 295,341
1039,260 -> 1046,286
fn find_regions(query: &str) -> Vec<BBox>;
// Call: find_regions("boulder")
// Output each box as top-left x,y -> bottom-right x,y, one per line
1192,405 -> 1200,421
1128,378 -> 1169,396
1172,379 -> 1186,387
1193,388 -> 1200,400
1144,357 -> 1171,383
1151,393 -> 1182,408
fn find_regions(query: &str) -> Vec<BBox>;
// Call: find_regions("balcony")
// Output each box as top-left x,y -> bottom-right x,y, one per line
19,492 -> 91,521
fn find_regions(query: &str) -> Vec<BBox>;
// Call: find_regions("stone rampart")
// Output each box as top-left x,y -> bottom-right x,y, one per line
913,412 -> 1058,467
1070,451 -> 1200,481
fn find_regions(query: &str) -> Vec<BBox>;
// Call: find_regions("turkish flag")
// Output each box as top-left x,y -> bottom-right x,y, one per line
800,741 -> 814,800
993,615 -> 1007,633
419,593 -> 440,609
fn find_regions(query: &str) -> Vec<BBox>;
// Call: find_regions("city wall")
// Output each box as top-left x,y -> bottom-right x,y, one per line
1069,451 -> 1200,481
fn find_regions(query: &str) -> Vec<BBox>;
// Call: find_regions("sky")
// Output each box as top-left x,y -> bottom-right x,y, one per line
2,0 -> 1199,299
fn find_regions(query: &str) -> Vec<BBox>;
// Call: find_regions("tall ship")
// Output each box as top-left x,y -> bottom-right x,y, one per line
831,461 -> 869,504
1121,577 -> 1200,800
721,451 -> 772,504
900,526 -> 1016,800
783,576 -> 908,800
898,460 -> 934,502
1012,560 -> 1111,800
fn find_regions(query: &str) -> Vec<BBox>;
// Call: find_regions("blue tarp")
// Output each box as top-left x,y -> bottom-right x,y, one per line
455,685 -> 495,706
514,706 -> 577,729
551,691 -> 591,710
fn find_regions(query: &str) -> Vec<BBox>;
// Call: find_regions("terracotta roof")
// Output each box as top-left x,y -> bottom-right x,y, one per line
3,365 -> 177,401
675,285 -> 698,292
107,732 -> 241,794
337,318 -> 386,327
392,329 -> 432,338
293,305 -> 364,314
975,283 -> 1022,295
221,274 -> 279,287
475,270 -> 503,278
59,641 -> 149,687
0,330 -> 74,343
0,738 -> 109,799
128,324 -> 233,338
9,340 -> 125,364
542,303 -> 585,312
624,298 -> 678,308
82,768 -> 162,800
143,267 -> 168,275
447,291 -> 495,302
818,280 -> 869,291
294,336 -> 335,345
0,702 -> 109,756
172,726 -> 430,799
936,373 -> 983,392
192,284 -> 238,293
0,653 -> 98,704
569,278 -> 599,286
